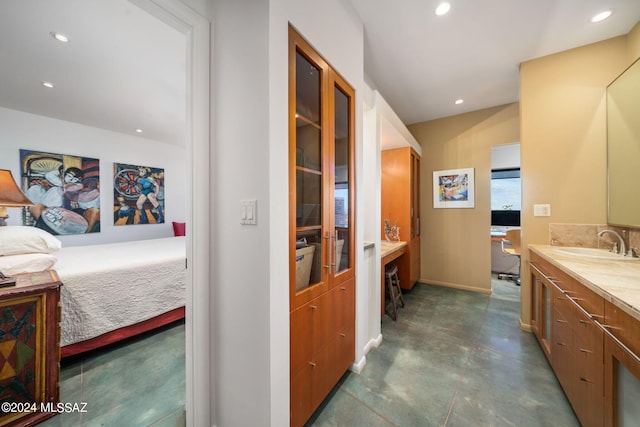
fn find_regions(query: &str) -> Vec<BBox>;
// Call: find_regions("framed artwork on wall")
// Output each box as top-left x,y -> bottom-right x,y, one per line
20,149 -> 101,234
433,168 -> 475,209
113,163 -> 165,225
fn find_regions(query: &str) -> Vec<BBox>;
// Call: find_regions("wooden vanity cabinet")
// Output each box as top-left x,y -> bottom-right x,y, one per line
381,147 -> 421,290
529,253 -> 604,427
289,26 -> 356,427
602,300 -> 640,427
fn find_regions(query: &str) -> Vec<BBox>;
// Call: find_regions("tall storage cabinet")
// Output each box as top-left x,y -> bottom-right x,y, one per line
288,26 -> 356,427
381,147 -> 421,289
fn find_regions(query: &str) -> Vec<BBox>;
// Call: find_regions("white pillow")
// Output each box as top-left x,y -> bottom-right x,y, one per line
0,253 -> 58,276
0,226 -> 62,255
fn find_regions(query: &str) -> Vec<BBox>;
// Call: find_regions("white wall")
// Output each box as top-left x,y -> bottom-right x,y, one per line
491,142 -> 520,170
209,0 -> 364,426
0,107 -> 186,246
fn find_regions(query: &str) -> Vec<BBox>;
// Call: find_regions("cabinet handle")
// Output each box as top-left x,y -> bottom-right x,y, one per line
579,377 -> 593,383
557,342 -> 567,346
340,287 -> 347,291
579,348 -> 592,354
309,362 -> 316,368
310,305 -> 318,311
340,333 -> 346,337
556,319 -> 568,324
594,320 -> 640,365
599,324 -> 620,330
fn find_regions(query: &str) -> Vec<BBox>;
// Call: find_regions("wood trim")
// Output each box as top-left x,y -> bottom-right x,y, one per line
61,307 -> 185,358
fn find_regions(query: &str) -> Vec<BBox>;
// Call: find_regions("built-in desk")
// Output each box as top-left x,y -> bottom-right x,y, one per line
380,241 -> 407,316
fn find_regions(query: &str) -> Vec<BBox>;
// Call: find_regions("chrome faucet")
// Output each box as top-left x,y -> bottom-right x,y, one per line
597,229 -> 626,256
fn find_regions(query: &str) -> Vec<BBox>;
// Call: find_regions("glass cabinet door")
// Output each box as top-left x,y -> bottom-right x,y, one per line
332,83 -> 352,276
289,28 -> 355,306
294,50 -> 324,294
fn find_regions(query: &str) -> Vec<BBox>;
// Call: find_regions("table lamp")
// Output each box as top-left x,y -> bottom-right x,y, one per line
0,169 -> 33,227
0,169 -> 33,287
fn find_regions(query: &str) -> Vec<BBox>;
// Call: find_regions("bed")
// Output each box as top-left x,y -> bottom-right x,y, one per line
54,236 -> 186,358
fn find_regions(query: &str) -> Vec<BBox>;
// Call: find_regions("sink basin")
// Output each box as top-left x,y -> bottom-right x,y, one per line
555,247 -> 640,261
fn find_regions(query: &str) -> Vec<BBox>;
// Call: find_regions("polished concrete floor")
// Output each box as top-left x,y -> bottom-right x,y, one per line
40,278 -> 578,426
40,320 -> 185,427
307,278 -> 580,426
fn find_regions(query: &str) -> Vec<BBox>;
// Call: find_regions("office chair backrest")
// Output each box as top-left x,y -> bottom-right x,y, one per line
505,228 -> 521,255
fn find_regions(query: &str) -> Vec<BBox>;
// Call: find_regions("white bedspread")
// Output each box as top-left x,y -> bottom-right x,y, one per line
54,236 -> 186,347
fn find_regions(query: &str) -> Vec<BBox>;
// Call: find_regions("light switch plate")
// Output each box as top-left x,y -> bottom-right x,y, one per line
533,204 -> 551,217
240,199 -> 257,225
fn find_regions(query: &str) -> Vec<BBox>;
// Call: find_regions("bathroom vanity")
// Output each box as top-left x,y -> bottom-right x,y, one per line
529,245 -> 640,427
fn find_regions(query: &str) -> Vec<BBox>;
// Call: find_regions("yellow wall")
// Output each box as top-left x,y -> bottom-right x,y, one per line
519,36 -> 631,325
408,103 -> 520,294
628,21 -> 640,62
408,22 -> 640,326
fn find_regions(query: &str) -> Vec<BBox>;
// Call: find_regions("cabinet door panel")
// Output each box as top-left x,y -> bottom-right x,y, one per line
290,291 -> 333,375
573,306 -> 604,427
552,307 -> 573,399
603,300 -> 640,427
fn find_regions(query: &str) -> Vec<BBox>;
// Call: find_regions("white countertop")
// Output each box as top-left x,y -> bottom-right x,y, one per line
529,244 -> 640,322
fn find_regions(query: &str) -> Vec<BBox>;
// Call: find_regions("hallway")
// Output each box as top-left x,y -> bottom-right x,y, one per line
308,279 -> 579,426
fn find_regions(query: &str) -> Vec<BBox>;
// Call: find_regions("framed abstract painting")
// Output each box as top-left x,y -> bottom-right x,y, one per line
433,168 -> 475,209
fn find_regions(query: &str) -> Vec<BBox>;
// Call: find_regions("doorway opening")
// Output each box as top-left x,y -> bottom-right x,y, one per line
490,143 -> 521,295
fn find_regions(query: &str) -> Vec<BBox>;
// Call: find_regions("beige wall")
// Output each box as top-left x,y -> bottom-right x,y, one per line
408,21 -> 640,327
408,103 -> 520,294
628,21 -> 640,62
519,36 -> 632,326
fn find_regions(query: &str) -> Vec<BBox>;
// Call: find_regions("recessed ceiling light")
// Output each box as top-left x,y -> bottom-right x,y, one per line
50,31 -> 70,43
435,2 -> 451,16
591,10 -> 612,23
455,99 -> 464,105
135,129 -> 143,134
42,81 -> 54,88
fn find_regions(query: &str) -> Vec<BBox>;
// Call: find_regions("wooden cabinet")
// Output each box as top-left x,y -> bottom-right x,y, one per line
602,300 -> 640,427
530,260 -> 553,360
530,252 -> 606,427
381,147 -> 420,290
289,26 -> 356,427
0,271 -> 61,427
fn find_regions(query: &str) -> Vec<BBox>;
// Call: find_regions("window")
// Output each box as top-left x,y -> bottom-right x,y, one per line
491,168 -> 521,226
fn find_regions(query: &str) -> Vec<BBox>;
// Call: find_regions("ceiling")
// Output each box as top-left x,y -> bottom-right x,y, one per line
1,1 -> 640,147
350,0 -> 640,124
0,0 -> 186,146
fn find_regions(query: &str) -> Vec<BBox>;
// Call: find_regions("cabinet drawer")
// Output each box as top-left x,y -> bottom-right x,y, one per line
552,307 -> 573,397
570,282 -> 604,321
604,300 -> 640,357
290,290 -> 334,375
333,279 -> 355,332
571,305 -> 604,427
290,328 -> 355,427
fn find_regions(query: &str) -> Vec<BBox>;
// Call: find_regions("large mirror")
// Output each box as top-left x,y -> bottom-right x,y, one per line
607,57 -> 640,228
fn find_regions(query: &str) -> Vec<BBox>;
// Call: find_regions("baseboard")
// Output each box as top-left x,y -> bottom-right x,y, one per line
350,334 -> 383,374
519,319 -> 532,332
419,279 -> 492,295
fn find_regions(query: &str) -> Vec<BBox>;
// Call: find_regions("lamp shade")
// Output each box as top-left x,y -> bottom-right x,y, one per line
0,169 -> 33,206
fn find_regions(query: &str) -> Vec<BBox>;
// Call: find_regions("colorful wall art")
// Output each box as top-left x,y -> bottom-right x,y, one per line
20,149 -> 101,234
113,163 -> 165,225
433,168 -> 475,209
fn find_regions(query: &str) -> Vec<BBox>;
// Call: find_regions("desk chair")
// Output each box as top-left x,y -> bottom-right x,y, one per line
498,228 -> 521,285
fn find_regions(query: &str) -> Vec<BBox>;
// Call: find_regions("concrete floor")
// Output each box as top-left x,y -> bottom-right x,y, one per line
307,278 -> 580,426
40,277 -> 579,426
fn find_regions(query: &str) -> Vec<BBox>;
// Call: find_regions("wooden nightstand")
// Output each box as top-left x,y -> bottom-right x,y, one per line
0,270 -> 62,426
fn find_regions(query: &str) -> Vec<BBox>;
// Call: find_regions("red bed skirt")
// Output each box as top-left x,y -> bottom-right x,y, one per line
61,307 -> 186,358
